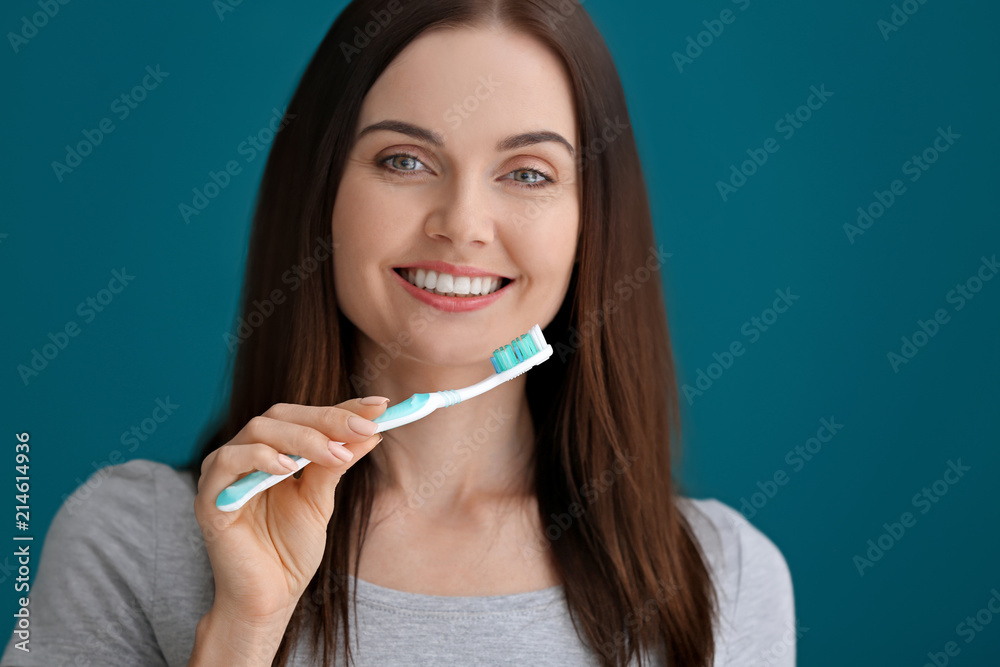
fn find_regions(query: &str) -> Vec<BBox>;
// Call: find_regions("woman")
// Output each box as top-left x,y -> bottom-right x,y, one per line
2,1 -> 795,665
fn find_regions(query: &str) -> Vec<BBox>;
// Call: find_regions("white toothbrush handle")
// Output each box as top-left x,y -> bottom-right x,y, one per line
216,324 -> 552,512
215,454 -> 314,512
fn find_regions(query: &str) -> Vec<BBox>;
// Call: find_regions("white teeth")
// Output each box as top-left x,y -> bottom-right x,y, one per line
436,273 -> 454,293
400,268 -> 506,297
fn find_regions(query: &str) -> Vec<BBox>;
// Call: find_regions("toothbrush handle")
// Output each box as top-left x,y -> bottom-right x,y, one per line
215,454 -> 314,512
372,392 -> 441,431
215,394 -> 441,511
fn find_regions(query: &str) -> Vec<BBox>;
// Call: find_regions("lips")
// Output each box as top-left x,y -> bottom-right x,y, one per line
394,267 -> 511,297
390,267 -> 514,313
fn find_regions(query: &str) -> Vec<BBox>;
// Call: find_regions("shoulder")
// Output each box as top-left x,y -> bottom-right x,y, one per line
59,457 -> 196,524
46,458 -> 200,576
0,460 -> 202,665
675,497 -> 797,664
675,497 -> 793,583
45,458 -> 204,589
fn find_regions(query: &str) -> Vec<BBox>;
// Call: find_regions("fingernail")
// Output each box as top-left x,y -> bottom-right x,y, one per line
329,440 -> 354,462
360,396 -> 390,406
348,415 -> 378,436
277,454 -> 298,472
376,434 -> 383,444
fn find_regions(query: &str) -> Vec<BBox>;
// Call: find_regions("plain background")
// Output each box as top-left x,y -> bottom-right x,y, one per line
2,0 -> 998,663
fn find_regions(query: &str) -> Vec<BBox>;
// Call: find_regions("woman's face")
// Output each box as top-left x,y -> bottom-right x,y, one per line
332,25 -> 580,370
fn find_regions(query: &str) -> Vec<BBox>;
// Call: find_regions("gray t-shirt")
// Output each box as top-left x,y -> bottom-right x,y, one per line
1,459 -> 796,666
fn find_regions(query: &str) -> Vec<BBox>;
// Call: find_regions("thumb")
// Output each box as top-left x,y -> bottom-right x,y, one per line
295,397 -> 389,516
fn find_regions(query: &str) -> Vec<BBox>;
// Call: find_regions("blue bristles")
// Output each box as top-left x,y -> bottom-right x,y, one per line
492,332 -> 542,372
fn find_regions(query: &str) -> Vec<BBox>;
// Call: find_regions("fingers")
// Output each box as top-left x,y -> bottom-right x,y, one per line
197,415 -> 350,518
258,399 -> 392,518
261,398 -> 391,443
338,395 -> 393,421
239,416 -> 355,469
196,397 -> 392,517
296,431 -> 384,517
195,442 -> 304,518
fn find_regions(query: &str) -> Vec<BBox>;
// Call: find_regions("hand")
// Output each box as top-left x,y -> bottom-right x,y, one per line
193,397 -> 389,625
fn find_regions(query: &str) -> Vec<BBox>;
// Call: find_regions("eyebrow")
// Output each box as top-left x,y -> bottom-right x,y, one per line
356,119 -> 575,158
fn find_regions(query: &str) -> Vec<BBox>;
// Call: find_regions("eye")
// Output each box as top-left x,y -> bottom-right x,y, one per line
504,167 -> 554,190
380,152 -> 430,175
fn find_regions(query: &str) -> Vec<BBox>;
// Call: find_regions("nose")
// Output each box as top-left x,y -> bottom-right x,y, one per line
423,176 -> 496,248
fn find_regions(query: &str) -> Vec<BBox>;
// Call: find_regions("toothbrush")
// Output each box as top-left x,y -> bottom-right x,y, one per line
215,324 -> 553,512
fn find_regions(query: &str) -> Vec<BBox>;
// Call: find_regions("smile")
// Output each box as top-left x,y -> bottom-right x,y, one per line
391,267 -> 515,313
393,267 -> 511,297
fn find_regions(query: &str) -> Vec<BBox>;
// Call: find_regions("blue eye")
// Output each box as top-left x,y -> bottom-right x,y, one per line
505,167 -> 553,189
382,153 -> 426,172
379,152 -> 554,190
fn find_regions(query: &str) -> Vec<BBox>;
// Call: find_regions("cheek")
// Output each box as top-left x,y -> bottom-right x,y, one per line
331,176 -> 390,306
331,170 -> 425,318
333,172 -> 410,259
525,202 -> 578,272
508,202 -> 578,304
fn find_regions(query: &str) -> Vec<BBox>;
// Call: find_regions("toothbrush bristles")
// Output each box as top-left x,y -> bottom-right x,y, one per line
491,325 -> 548,373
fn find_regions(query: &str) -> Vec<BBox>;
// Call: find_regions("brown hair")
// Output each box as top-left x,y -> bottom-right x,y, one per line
186,1 -> 718,665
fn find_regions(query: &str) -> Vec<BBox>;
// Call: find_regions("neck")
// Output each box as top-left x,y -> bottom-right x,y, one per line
354,339 -> 538,522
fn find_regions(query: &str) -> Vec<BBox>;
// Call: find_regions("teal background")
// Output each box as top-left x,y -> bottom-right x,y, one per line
2,0 -> 998,663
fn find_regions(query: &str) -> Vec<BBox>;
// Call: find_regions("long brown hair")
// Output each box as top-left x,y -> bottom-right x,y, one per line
186,1 -> 718,664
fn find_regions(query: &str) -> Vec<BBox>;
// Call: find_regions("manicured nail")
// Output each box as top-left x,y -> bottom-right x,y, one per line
277,454 -> 298,472
329,440 -> 354,462
360,396 -> 390,406
348,415 -> 378,436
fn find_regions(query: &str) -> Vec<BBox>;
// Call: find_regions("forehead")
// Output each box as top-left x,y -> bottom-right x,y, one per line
357,25 -> 577,146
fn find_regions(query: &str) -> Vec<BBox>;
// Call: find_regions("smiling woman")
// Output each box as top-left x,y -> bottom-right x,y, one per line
1,1 -> 794,666
333,24 -> 579,332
